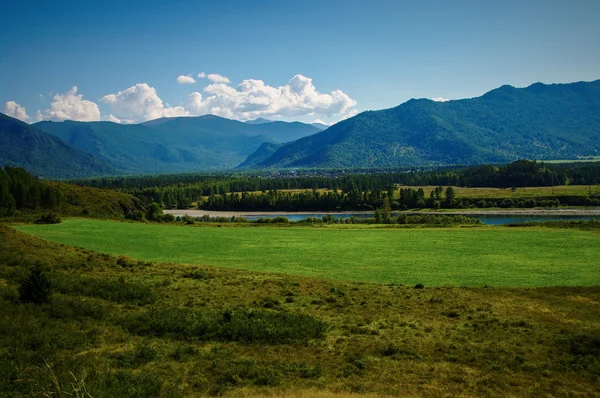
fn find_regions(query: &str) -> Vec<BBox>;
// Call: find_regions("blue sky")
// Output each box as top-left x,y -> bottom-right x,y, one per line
2,0 -> 599,124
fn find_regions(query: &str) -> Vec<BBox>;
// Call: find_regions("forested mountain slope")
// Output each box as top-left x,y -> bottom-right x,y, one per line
241,80 -> 600,169
0,114 -> 114,179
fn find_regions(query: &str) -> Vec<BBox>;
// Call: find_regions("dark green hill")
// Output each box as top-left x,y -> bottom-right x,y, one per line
236,142 -> 283,169
0,113 -> 114,179
242,80 -> 600,169
35,115 -> 320,174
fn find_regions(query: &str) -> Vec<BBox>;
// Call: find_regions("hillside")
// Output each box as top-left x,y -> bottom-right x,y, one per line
0,165 -> 145,219
241,80 -> 600,169
34,115 -> 321,174
0,114 -> 115,179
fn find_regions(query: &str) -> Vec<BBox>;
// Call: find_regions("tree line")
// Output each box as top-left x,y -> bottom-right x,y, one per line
67,160 -> 600,210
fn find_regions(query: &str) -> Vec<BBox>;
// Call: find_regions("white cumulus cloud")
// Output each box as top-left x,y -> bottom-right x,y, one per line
207,73 -> 231,84
312,119 -> 332,126
25,74 -> 356,124
3,101 -> 30,122
185,74 -> 357,122
37,86 -> 101,122
197,72 -> 206,78
101,83 -> 189,123
431,97 -> 450,102
176,75 -> 196,84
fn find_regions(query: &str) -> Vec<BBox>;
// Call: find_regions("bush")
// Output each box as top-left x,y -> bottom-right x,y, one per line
122,306 -> 328,344
161,213 -> 175,222
125,210 -> 145,220
19,263 -> 52,304
34,213 -> 62,224
182,269 -> 207,279
570,333 -> 600,356
114,342 -> 158,368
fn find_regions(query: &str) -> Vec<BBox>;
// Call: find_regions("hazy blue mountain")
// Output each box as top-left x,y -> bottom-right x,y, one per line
36,117 -> 268,173
244,121 -> 321,143
310,122 -> 329,130
241,80 -> 600,169
245,118 -> 273,125
247,118 -> 328,131
0,113 -> 114,179
34,114 -> 320,174
142,114 -> 319,145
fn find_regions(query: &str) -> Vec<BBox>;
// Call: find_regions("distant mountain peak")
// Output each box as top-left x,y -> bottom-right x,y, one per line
245,118 -> 273,125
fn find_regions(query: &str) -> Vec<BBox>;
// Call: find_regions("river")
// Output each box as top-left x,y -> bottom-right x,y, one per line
164,209 -> 599,225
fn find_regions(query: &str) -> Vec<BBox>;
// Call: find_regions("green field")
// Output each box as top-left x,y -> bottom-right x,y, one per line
3,223 -> 600,396
221,184 -> 600,200
14,219 -> 600,287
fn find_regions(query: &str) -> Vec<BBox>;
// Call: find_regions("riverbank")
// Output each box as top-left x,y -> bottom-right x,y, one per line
164,207 -> 600,218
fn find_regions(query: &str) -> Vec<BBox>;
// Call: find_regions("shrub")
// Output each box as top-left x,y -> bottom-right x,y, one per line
443,310 -> 460,318
48,296 -> 108,320
570,333 -> 600,356
182,269 -> 207,279
125,210 -> 145,220
117,256 -> 135,267
19,263 -> 52,304
162,213 -> 175,222
34,213 -> 62,224
182,215 -> 195,224
380,343 -> 401,357
122,306 -> 328,344
114,342 -> 158,368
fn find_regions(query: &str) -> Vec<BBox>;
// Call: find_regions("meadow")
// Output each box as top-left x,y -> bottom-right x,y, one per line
1,224 -> 599,397
14,218 -> 600,287
202,184 -> 600,203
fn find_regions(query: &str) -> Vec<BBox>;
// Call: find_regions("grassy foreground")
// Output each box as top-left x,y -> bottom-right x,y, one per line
14,219 -> 600,287
1,224 -> 599,397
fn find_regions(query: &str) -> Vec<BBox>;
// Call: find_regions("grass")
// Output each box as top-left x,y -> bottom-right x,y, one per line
14,218 -> 600,287
543,157 -> 600,163
216,185 -> 600,202
1,224 -> 599,397
437,184 -> 600,199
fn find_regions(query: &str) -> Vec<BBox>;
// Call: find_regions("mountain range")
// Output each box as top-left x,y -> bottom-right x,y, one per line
240,80 -> 600,169
1,80 -> 599,178
0,113 -> 114,179
30,116 -> 322,176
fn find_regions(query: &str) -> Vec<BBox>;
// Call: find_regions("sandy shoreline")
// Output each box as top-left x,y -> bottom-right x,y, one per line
164,208 -> 600,218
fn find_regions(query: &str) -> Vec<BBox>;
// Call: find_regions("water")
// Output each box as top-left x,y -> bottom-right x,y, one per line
471,214 -> 596,225
245,213 -> 371,222
244,213 -> 597,225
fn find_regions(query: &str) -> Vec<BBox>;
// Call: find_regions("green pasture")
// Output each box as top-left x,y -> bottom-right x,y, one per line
14,219 -> 600,287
